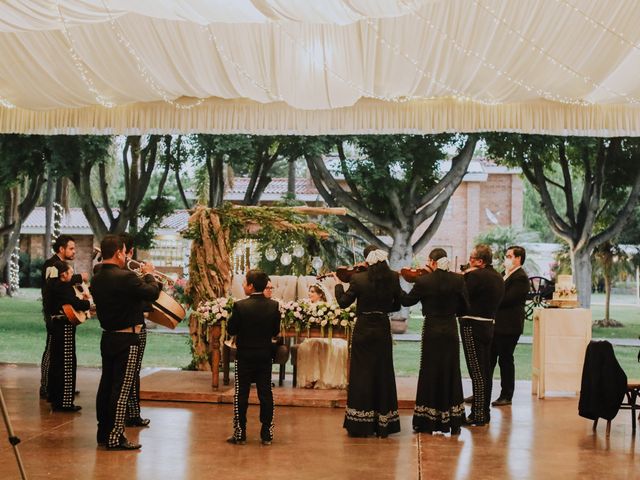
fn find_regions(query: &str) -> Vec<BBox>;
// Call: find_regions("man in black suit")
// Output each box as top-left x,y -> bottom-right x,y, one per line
490,246 -> 529,406
91,235 -> 160,450
40,234 -> 88,400
460,244 -> 504,426
227,270 -> 280,446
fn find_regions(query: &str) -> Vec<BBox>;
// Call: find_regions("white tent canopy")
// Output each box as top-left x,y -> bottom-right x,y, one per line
2,0 -> 640,135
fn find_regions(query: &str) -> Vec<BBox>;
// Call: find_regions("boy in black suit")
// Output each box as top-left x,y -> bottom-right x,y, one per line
490,246 -> 529,406
227,270 -> 281,445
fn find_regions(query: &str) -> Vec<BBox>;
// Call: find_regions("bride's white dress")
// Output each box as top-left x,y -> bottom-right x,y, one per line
296,338 -> 348,389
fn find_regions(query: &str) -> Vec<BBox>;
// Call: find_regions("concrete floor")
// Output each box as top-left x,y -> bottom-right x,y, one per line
0,364 -> 638,480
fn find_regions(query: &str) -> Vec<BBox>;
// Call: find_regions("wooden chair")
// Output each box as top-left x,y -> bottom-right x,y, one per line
593,380 -> 640,437
221,339 -> 290,387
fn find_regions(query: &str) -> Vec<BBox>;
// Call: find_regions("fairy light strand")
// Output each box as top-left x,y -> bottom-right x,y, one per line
56,3 -> 115,108
204,25 -> 284,102
364,18 -> 497,105
101,0 -> 204,110
561,0 -> 640,51
399,1 -> 592,105
470,0 -> 639,104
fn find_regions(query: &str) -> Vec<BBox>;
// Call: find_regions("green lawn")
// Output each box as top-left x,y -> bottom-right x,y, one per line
0,294 -> 192,368
2,292 -> 639,378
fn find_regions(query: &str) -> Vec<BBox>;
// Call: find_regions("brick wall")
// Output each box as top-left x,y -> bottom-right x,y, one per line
413,173 -> 523,269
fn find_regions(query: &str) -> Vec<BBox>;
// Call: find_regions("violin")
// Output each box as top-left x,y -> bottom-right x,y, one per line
399,266 -> 433,283
316,264 -> 368,283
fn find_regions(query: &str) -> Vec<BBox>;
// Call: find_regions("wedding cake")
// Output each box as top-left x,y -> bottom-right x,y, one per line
550,274 -> 578,307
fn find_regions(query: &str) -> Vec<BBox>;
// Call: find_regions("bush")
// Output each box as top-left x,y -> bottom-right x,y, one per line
18,253 -> 45,288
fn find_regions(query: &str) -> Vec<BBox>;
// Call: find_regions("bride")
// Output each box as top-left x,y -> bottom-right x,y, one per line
295,284 -> 348,389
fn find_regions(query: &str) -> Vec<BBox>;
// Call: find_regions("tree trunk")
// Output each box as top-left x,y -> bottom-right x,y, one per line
44,169 -> 55,256
604,274 -> 611,323
388,229 -> 413,329
570,247 -> 592,308
287,159 -> 296,198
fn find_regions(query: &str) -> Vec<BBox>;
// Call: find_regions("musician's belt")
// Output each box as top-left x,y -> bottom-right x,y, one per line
50,314 -> 67,321
108,324 -> 143,333
460,315 -> 495,324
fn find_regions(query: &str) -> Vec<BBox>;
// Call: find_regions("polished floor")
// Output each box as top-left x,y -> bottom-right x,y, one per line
0,364 -> 638,480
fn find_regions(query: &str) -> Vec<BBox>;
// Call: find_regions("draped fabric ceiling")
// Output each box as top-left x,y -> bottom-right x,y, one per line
2,0 -> 640,136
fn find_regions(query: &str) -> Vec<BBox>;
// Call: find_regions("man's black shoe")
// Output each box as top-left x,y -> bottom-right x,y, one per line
464,395 -> 473,404
261,439 -> 272,445
491,397 -> 512,407
464,416 -> 487,427
107,439 -> 141,451
53,404 -> 82,412
126,417 -> 151,427
226,436 -> 246,445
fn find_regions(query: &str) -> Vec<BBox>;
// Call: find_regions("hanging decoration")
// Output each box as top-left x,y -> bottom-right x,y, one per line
9,242 -> 20,293
183,203 -> 342,371
51,202 -> 64,244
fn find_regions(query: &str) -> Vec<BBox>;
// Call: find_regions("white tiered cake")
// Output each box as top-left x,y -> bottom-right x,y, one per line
550,274 -> 578,307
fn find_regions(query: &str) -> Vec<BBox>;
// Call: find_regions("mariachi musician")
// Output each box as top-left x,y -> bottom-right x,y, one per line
459,244 -> 504,427
120,233 -> 152,428
45,262 -> 91,411
91,234 -> 160,450
40,234 -> 88,400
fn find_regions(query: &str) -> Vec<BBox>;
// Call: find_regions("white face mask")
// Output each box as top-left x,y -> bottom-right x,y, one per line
504,258 -> 514,271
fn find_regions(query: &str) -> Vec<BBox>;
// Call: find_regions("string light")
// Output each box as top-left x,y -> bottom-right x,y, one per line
469,0 -> 639,104
52,202 -> 64,243
203,26 -> 284,102
397,2 -> 590,106
364,18 -> 498,105
9,242 -> 20,293
273,22 -> 434,104
561,0 -> 640,52
56,2 -> 115,108
100,0 -> 204,110
0,96 -> 15,109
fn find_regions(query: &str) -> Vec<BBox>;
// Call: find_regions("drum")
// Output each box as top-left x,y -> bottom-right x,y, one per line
147,290 -> 186,329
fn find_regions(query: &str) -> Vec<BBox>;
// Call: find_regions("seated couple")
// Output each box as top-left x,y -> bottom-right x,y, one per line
296,284 -> 348,390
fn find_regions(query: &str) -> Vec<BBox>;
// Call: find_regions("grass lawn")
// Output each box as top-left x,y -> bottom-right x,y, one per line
2,291 -> 639,378
0,293 -> 192,369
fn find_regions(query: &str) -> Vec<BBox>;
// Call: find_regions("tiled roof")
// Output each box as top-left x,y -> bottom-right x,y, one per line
22,207 -> 191,234
227,177 -> 319,195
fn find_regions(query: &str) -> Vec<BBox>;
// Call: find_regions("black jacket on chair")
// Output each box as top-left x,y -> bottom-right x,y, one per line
578,341 -> 628,421
494,268 -> 530,336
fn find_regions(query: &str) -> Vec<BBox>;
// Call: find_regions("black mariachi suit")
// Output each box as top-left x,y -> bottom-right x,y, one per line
40,255 -> 83,399
401,269 -> 469,433
90,264 -> 160,448
490,267 -> 529,401
335,270 -> 402,437
227,293 -> 281,442
46,276 -> 90,409
461,266 -> 504,424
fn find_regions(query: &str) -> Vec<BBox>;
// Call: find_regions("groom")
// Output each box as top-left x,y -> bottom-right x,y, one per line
227,270 -> 281,445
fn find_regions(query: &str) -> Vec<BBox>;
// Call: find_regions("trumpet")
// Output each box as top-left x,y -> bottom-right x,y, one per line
126,258 -> 176,285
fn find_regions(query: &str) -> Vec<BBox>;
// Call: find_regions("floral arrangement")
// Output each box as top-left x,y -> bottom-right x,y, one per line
193,297 -> 357,339
194,297 -> 234,328
555,285 -> 577,298
280,300 -> 357,338
165,277 -> 191,306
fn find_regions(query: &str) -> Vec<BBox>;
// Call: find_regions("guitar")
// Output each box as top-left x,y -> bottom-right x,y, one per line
62,283 -> 93,326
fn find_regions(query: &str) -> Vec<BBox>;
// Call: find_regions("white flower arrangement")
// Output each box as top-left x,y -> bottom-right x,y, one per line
195,297 -> 234,327
280,300 -> 357,337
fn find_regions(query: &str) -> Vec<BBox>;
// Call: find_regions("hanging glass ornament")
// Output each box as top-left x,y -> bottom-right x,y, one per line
292,243 -> 305,258
311,256 -> 323,271
265,247 -> 277,262
280,252 -> 292,266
